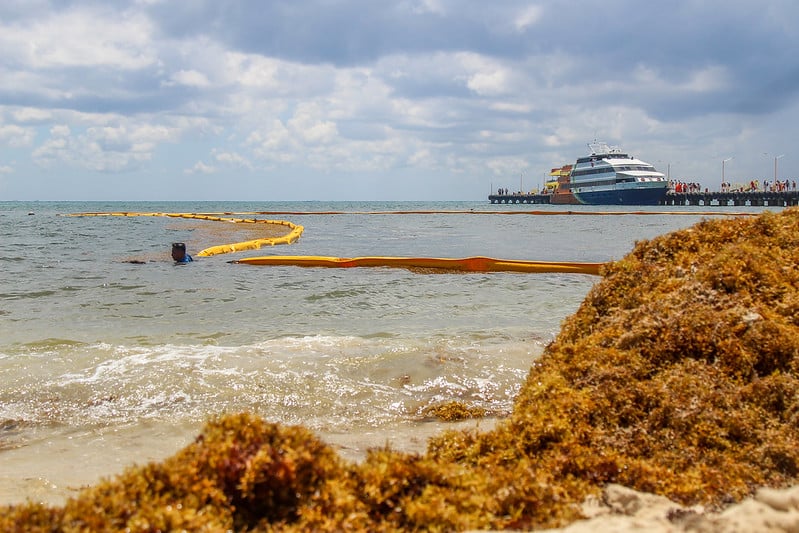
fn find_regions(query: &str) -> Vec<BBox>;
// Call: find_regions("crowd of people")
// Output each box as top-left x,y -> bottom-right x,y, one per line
493,179 -> 799,197
671,181 -> 704,193
673,180 -> 799,194
717,179 -> 798,193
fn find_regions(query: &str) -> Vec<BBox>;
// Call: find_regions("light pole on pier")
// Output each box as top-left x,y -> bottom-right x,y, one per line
763,153 -> 785,188
656,160 -> 672,182
774,154 -> 785,182
722,157 -> 733,190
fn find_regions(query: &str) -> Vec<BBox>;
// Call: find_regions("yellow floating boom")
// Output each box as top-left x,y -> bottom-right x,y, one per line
63,211 -> 304,256
64,211 -> 604,273
233,255 -> 604,275
196,219 -> 303,256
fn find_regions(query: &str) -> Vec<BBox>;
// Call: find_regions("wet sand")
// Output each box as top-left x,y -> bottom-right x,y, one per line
0,417 -> 499,506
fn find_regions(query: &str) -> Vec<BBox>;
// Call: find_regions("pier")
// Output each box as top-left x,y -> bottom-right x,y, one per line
488,193 -> 551,204
660,190 -> 799,207
488,190 -> 799,207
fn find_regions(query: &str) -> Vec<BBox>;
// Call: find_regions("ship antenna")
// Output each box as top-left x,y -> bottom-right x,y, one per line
589,139 -> 610,155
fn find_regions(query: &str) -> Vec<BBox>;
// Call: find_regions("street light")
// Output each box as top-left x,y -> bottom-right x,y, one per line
774,154 -> 785,182
763,152 -> 785,188
656,160 -> 672,182
722,157 -> 733,190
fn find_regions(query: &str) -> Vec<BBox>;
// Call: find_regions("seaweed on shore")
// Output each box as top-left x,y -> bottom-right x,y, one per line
421,400 -> 488,421
2,209 -> 799,531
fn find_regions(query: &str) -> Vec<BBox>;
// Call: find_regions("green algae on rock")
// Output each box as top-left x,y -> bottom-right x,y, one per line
2,209 -> 799,531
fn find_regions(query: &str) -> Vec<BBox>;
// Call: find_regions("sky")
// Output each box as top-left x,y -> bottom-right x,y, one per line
1,0 -> 798,201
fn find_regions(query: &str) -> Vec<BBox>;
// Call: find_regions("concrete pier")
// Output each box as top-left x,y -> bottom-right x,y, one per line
488,194 -> 551,204
487,191 -> 799,207
660,191 -> 799,207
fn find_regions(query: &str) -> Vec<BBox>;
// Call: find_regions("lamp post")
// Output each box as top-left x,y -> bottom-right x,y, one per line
722,157 -> 733,191
763,152 -> 785,190
774,154 -> 785,182
656,160 -> 672,181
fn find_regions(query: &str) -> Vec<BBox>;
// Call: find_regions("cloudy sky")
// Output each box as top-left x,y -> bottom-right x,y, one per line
1,0 -> 797,201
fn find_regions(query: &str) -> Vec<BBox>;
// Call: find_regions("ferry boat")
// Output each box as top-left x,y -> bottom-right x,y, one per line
550,142 -> 668,205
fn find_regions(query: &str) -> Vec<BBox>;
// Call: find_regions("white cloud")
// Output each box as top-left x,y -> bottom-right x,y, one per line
0,7 -> 156,70
682,65 -> 730,93
247,120 -> 296,163
165,69 -> 211,88
489,102 -> 533,114
214,151 -> 253,169
456,53 -> 515,96
402,0 -> 446,15
228,53 -> 282,89
32,133 -> 73,167
50,125 -> 71,137
631,64 -> 730,94
467,69 -> 512,96
245,102 -> 341,167
185,161 -> 216,174
290,117 -> 338,145
514,5 -> 543,32
11,107 -> 52,123
486,157 -> 529,179
221,51 -> 335,102
0,123 -> 35,147
0,165 -> 13,174
119,124 -> 176,150
31,121 -> 184,173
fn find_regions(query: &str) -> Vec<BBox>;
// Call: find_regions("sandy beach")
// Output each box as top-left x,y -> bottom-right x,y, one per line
0,417 -> 499,507
541,483 -> 799,532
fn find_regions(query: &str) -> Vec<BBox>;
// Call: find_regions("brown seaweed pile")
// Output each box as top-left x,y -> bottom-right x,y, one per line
421,400 -> 488,421
2,209 -> 799,531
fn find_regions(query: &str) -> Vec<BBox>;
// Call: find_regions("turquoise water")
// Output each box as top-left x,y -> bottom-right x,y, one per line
0,200 -> 771,504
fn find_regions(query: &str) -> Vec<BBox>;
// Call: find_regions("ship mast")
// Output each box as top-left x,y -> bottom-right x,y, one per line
588,140 -> 621,155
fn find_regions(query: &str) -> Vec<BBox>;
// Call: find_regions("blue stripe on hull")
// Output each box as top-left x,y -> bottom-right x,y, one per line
573,186 -> 668,205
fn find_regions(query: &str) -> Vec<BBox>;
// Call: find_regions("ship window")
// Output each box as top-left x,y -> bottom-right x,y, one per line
572,167 -> 615,177
562,176 -> 639,189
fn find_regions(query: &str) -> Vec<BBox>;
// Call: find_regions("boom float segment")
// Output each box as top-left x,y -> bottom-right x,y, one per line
64,211 -> 304,256
233,255 -> 604,275
194,219 -> 303,256
199,209 -> 754,217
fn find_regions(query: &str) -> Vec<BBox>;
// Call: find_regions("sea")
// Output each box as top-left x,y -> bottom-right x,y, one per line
0,200 -> 775,505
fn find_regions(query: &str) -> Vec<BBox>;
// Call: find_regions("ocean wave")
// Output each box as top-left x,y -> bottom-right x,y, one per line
0,335 -> 541,434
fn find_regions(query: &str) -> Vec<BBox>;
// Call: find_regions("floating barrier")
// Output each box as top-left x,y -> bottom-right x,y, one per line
168,209 -> 755,217
233,255 -> 604,275
193,218 -> 303,257
66,211 -> 604,274
64,212 -> 304,256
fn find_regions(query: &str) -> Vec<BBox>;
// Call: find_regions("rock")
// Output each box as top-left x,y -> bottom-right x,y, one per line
544,484 -> 799,533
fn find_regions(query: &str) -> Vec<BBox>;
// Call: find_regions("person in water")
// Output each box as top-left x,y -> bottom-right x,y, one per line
171,242 -> 193,263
